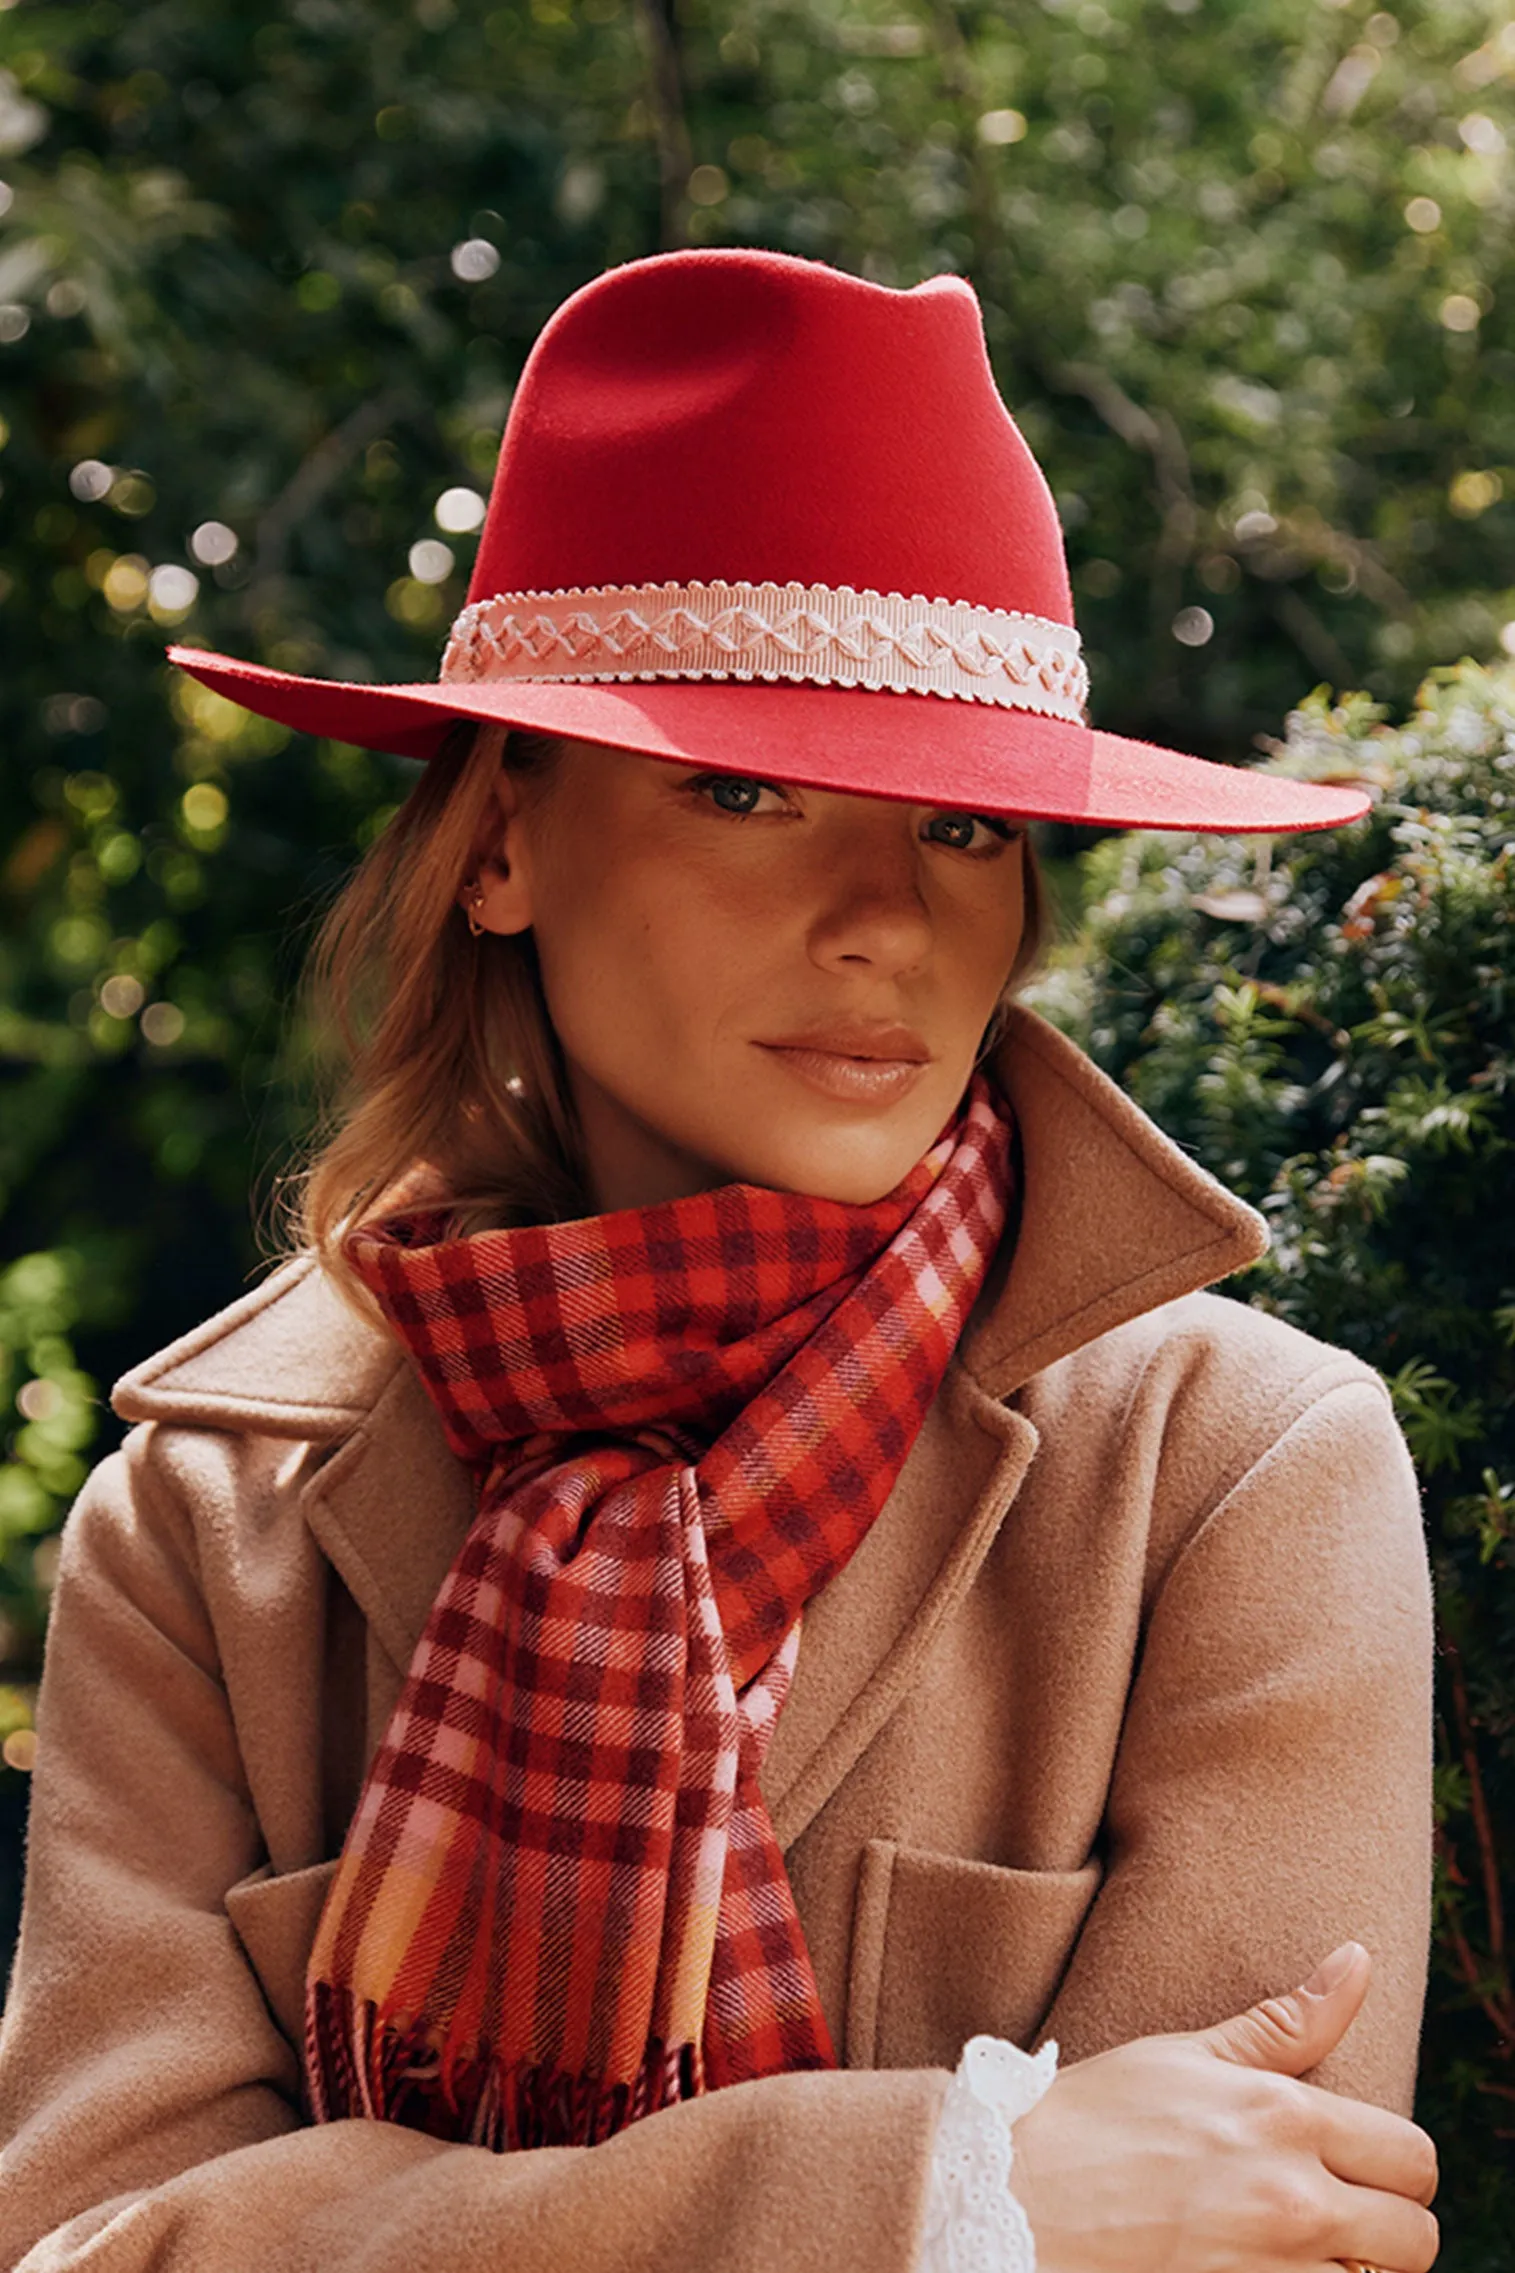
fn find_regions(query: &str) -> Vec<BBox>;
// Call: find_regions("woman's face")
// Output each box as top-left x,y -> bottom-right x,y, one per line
474,738 -> 1027,1212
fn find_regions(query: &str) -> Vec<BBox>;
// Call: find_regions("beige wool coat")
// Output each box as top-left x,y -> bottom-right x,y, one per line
0,1006 -> 1434,2273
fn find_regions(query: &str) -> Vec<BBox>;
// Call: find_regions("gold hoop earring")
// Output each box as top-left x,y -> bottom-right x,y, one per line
464,882 -> 486,938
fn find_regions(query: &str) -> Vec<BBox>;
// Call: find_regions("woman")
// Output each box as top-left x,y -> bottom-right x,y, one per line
0,249 -> 1438,2273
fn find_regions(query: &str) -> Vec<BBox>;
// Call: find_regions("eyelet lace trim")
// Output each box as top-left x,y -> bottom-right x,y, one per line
917,2035 -> 1059,2273
440,580 -> 1088,723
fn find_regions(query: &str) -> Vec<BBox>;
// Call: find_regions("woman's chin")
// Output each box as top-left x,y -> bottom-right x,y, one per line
578,1054 -> 971,1210
714,1104 -> 953,1205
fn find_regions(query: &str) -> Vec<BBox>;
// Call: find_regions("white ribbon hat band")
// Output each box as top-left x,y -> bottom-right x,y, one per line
441,579 -> 1089,725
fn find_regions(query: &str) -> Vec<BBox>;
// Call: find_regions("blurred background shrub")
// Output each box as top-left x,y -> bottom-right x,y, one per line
1027,659 -> 1515,2259
2,0 -> 1513,2257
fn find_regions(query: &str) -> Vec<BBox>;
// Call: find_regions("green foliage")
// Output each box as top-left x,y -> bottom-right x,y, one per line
1030,657 -> 1515,2268
0,1250 -> 95,1696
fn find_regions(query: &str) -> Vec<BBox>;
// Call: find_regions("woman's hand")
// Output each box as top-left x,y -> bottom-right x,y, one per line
1009,1942 -> 1439,2273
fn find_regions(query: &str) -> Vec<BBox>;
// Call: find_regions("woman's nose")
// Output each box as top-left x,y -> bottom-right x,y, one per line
806,839 -> 933,975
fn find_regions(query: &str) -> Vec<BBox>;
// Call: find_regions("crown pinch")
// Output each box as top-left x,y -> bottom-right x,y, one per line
440,579 -> 1088,724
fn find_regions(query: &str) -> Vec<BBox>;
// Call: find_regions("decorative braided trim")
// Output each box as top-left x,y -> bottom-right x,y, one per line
440,580 -> 1088,722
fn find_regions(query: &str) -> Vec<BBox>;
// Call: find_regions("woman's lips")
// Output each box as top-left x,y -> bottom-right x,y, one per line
755,1044 -> 930,1104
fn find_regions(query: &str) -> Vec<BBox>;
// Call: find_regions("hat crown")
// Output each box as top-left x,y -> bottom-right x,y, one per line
468,249 -> 1073,627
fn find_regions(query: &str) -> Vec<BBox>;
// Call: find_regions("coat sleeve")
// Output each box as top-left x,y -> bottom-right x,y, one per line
0,1436 -> 948,2273
1031,1366 -> 1434,2114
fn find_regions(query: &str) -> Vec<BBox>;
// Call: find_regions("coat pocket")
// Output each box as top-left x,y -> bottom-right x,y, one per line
846,1839 -> 1102,2070
224,1857 -> 341,2050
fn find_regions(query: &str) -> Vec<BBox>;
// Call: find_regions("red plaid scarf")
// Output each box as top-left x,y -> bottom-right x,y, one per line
303,1073 -> 1012,2150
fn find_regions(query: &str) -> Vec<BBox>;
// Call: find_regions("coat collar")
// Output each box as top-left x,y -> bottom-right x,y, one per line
111,1008 -> 1265,1842
957,1003 -> 1265,1397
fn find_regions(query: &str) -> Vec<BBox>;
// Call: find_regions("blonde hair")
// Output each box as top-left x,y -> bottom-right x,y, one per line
274,720 -> 1046,1319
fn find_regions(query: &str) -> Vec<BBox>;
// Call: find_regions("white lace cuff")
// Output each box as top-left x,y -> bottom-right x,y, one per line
915,2034 -> 1060,2273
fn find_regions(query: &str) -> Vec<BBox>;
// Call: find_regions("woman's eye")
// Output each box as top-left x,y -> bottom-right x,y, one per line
684,778 -> 1015,845
923,811 -> 1018,853
690,773 -> 782,817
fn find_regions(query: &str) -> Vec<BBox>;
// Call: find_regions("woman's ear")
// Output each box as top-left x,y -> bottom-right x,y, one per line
459,765 -> 535,937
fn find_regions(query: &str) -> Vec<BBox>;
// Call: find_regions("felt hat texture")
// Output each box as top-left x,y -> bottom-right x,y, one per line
170,248 -> 1369,835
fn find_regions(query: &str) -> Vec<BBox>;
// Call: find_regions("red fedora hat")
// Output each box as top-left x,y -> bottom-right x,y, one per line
170,248 -> 1368,835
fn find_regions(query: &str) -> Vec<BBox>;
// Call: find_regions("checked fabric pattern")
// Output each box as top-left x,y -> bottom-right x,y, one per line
303,1074 -> 1013,2151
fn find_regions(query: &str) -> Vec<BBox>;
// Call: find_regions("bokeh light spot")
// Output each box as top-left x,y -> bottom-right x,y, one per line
977,109 -> 1027,146
181,782 -> 228,832
190,520 -> 238,566
108,471 -> 156,518
102,555 -> 150,612
69,459 -> 114,502
140,1000 -> 186,1046
408,537 -> 455,584
387,575 -> 446,627
16,1379 -> 62,1422
1459,113 -> 1507,156
435,486 -> 486,534
148,564 -> 200,621
1172,606 -> 1215,647
100,973 -> 146,1019
1449,470 -> 1502,518
450,237 -> 500,282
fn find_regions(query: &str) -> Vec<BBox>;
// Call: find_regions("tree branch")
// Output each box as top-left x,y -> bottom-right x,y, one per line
634,0 -> 693,251
1268,585 -> 1357,690
1449,1642 -> 1508,1969
1049,360 -> 1196,636
248,385 -> 419,598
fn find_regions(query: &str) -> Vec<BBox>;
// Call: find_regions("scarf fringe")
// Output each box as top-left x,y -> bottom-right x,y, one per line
305,1978 -> 702,2150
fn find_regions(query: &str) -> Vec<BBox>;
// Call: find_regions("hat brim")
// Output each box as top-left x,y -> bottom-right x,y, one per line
167,644 -> 1372,834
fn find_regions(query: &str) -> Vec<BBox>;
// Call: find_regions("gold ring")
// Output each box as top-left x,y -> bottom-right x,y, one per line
1339,2261 -> 1389,2272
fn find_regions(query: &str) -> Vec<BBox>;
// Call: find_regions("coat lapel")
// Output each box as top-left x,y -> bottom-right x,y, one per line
763,1376 -> 1038,1847
111,1007 -> 1267,1843
298,1359 -> 478,1686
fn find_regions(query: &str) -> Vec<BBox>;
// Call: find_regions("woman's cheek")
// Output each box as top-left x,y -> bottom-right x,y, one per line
542,913 -> 708,1095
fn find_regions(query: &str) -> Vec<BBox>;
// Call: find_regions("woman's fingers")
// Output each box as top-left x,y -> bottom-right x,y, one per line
1318,2171 -> 1441,2273
1199,1941 -> 1372,2079
1302,2083 -> 1440,2207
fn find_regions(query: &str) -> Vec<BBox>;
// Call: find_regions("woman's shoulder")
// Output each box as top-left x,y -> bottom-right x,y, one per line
109,1252 -> 402,1441
58,1261 -> 470,1661
1040,1283 -> 1389,1401
1018,1287 -> 1405,1507
54,1260 -> 411,1609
